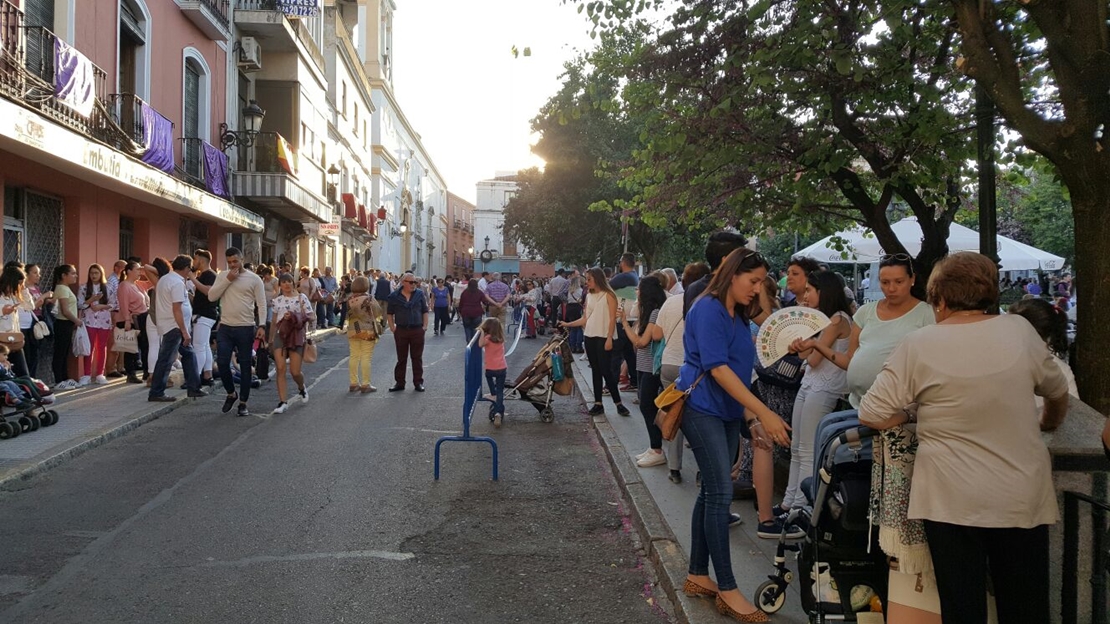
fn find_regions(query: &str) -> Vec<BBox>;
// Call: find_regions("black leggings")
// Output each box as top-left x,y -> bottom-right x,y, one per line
584,336 -> 622,406
923,520 -> 1050,624
51,318 -> 75,383
637,371 -> 663,449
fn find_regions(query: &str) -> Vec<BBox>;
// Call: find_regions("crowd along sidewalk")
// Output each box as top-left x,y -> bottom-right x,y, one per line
0,328 -> 340,489
570,357 -> 811,624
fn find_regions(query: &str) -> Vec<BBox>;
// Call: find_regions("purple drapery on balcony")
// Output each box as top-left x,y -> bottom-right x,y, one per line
202,141 -> 230,198
140,102 -> 175,174
54,39 -> 95,118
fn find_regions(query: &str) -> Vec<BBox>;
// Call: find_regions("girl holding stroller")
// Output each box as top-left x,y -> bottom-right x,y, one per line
478,317 -> 507,428
782,271 -> 854,516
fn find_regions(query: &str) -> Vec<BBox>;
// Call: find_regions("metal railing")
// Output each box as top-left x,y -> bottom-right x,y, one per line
19,24 -> 110,139
1063,490 -> 1110,623
195,0 -> 229,26
176,137 -> 207,191
0,0 -> 24,96
235,132 -> 287,173
237,0 -> 279,10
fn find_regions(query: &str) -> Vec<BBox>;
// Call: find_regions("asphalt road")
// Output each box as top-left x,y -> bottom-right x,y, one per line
0,326 -> 671,623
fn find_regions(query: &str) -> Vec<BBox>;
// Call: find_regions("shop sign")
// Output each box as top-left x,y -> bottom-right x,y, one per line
1,99 -> 264,232
319,217 -> 340,238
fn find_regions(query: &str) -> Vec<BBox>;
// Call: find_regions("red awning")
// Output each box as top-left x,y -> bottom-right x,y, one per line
377,206 -> 387,220
342,193 -> 357,219
358,204 -> 368,228
368,213 -> 377,237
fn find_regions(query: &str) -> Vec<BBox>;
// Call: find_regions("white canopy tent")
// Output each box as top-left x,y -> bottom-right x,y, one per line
795,217 -> 1065,271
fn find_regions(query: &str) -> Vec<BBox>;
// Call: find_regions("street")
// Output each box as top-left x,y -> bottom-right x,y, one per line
0,328 -> 669,623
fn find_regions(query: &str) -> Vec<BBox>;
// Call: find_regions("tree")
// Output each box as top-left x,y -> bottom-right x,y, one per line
580,0 -> 976,290
951,0 -> 1109,412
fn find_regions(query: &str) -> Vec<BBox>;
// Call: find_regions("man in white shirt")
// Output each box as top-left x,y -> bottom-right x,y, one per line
477,271 -> 489,292
204,247 -> 268,417
148,255 -> 205,402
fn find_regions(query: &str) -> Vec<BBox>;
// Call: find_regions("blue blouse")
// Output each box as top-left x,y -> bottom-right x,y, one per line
676,296 -> 754,421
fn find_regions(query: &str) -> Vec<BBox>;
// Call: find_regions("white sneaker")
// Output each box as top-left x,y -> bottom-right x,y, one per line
78,376 -> 91,387
299,388 -> 309,403
272,402 -> 289,414
636,452 -> 667,467
635,448 -> 654,460
54,380 -> 73,391
94,375 -> 109,385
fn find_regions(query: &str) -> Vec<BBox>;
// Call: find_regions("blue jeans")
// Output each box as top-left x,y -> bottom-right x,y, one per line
217,325 -> 256,404
485,368 -> 506,416
681,406 -> 742,591
462,316 -> 482,344
149,328 -> 199,398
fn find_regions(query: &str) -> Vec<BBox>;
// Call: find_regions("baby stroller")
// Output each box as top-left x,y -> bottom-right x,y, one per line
0,377 -> 59,440
503,331 -> 574,423
755,410 -> 887,622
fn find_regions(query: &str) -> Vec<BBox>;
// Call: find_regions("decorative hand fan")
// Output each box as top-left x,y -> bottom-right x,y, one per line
613,286 -> 638,302
756,307 -> 831,368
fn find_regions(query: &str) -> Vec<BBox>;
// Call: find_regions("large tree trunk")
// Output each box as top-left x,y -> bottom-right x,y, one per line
1065,178 -> 1110,414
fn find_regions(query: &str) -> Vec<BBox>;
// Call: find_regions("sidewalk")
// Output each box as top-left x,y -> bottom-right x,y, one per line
571,357 -> 810,624
0,328 -> 339,489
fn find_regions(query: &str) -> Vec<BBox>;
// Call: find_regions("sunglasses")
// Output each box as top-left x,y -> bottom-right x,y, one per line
403,280 -> 417,284
880,253 -> 912,262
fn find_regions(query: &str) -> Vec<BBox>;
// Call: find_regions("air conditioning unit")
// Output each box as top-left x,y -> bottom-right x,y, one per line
238,37 -> 262,72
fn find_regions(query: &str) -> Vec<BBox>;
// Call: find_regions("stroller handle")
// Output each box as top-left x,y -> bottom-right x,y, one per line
821,426 -> 877,473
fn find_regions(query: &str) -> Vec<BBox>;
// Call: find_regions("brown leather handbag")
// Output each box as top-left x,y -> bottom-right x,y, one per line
653,371 -> 706,441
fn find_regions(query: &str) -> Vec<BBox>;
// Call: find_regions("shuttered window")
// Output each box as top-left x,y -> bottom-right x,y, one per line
183,61 -> 202,176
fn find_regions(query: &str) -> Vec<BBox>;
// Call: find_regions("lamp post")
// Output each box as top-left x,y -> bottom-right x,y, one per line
219,100 -> 266,151
479,235 -> 492,273
326,163 -> 340,206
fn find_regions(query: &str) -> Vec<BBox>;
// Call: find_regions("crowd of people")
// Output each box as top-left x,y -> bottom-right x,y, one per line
539,234 -> 1076,623
0,235 -> 1086,622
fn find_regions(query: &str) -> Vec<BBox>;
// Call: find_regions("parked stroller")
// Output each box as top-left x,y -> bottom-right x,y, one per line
504,331 -> 574,423
755,410 -> 887,622
0,377 -> 60,440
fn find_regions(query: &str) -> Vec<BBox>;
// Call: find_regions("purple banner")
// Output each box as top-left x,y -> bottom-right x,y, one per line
139,102 -> 175,174
277,0 -> 319,17
54,39 -> 95,118
202,141 -> 230,198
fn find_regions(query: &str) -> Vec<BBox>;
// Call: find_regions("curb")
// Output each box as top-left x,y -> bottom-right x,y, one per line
571,358 -> 719,624
0,328 -> 341,490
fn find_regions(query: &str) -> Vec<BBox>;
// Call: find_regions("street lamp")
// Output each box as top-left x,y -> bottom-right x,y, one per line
326,164 -> 340,204
219,100 -> 266,151
484,236 -> 490,250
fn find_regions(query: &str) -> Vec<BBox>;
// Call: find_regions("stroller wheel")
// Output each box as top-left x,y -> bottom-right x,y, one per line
754,580 -> 787,614
45,410 -> 59,426
540,407 -> 554,423
18,415 -> 35,433
27,414 -> 41,432
0,421 -> 14,439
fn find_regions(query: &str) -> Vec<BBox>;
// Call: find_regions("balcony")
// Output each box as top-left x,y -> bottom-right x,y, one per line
178,0 -> 230,41
174,137 -> 230,198
230,131 -> 331,223
236,0 -> 325,69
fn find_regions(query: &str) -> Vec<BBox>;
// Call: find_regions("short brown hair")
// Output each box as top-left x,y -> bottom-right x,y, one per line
926,252 -> 998,312
351,276 -> 370,294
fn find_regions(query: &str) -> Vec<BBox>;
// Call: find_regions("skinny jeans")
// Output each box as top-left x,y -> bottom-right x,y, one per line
583,336 -> 621,406
681,407 -> 742,591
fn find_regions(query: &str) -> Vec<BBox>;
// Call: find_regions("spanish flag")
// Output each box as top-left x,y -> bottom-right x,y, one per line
276,133 -> 298,177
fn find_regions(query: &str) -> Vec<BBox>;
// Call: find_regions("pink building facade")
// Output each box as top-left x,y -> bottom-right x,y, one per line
0,0 -> 261,306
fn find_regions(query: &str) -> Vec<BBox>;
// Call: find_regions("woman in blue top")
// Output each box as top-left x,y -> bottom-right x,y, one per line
431,279 -> 451,336
677,248 -> 791,622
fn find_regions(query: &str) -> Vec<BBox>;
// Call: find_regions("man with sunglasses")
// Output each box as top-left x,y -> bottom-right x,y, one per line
386,272 -> 429,392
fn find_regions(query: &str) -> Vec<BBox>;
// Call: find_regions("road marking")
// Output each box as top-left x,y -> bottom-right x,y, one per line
197,549 -> 414,568
389,426 -> 463,435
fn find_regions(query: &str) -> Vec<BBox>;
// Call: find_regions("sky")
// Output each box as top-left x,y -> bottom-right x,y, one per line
391,0 -> 597,204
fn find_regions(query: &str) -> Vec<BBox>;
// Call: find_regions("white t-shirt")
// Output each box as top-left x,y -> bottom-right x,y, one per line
477,278 -> 488,292
656,293 -> 685,368
155,273 -> 191,335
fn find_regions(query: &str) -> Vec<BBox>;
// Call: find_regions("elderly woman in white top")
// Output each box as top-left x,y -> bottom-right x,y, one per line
859,252 -> 1068,624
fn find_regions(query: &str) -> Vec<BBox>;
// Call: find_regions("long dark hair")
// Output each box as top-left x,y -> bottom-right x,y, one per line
635,275 -> 668,335
806,271 -> 853,318
52,264 -> 75,289
0,265 -> 26,298
704,248 -> 771,317
1009,298 -> 1069,359
85,263 -> 109,306
466,278 -> 479,293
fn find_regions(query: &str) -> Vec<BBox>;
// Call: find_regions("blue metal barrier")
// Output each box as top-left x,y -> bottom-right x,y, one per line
434,330 -> 499,480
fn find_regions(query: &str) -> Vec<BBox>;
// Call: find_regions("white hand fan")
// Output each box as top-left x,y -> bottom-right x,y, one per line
756,307 -> 831,368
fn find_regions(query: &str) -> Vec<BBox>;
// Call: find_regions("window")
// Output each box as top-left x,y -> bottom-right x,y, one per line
353,103 -> 359,135
119,216 -> 134,260
182,52 -> 211,177
118,0 -> 150,100
341,82 -> 347,118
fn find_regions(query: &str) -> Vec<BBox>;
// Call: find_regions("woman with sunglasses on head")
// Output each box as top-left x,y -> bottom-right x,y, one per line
794,252 -> 937,622
677,248 -> 790,623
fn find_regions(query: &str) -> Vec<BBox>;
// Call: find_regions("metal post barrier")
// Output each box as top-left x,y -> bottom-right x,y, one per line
434,330 -> 498,480
1062,488 -> 1110,624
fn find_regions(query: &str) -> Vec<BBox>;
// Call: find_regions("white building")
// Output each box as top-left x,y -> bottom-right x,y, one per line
474,174 -> 521,275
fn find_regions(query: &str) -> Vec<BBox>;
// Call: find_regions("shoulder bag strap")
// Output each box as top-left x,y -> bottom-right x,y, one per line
683,371 -> 707,396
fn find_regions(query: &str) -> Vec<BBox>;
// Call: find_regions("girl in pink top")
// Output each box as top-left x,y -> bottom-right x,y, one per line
479,317 -> 507,427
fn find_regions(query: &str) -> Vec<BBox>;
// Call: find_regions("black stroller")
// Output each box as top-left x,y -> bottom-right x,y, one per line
0,377 -> 60,439
503,331 -> 574,423
754,410 -> 887,622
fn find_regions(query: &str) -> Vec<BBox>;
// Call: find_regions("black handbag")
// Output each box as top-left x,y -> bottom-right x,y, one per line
755,353 -> 805,390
